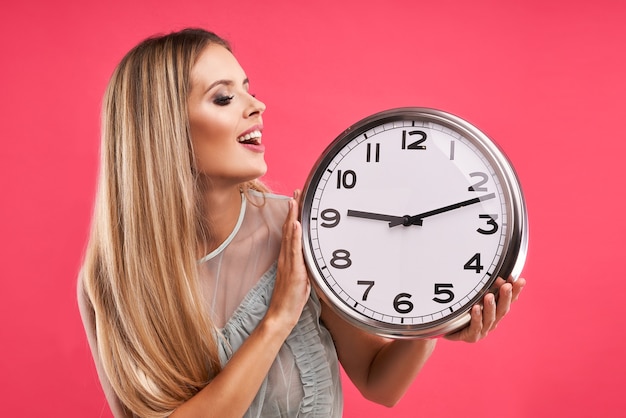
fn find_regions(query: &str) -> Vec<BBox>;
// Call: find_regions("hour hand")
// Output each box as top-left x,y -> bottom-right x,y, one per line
346,210 -> 420,226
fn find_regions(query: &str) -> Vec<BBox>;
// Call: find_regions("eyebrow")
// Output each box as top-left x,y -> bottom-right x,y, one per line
204,78 -> 250,94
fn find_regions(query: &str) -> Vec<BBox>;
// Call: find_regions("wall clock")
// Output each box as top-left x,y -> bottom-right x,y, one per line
300,107 -> 528,338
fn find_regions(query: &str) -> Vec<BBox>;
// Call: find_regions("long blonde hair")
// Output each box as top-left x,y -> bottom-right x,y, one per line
80,28 -> 266,417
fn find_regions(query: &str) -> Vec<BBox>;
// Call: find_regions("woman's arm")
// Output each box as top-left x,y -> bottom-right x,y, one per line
79,197 -> 310,418
320,303 -> 436,407
80,287 -> 300,418
170,312 -> 302,418
322,276 -> 525,407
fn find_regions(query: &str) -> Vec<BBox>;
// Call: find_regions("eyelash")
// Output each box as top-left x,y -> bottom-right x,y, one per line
213,94 -> 235,106
212,92 -> 258,107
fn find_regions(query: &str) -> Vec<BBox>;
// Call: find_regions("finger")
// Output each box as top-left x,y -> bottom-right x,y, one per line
495,283 -> 513,322
444,304 -> 482,342
290,216 -> 303,256
282,203 -> 293,240
285,199 -> 306,268
510,277 -> 526,302
482,292 -> 497,334
292,189 -> 304,221
289,194 -> 299,219
469,304 -> 484,342
493,276 -> 507,288
460,304 -> 483,342
279,200 -> 297,263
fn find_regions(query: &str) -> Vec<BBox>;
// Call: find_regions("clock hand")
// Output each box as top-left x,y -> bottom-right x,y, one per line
388,193 -> 497,227
346,209 -> 413,225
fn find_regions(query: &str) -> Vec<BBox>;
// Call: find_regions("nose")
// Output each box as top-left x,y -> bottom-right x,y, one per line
245,94 -> 266,118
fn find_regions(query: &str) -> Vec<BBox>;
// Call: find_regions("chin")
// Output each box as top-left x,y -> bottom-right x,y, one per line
243,164 -> 268,183
254,162 -> 268,178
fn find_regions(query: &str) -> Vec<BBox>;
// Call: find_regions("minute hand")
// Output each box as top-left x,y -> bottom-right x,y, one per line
388,193 -> 497,227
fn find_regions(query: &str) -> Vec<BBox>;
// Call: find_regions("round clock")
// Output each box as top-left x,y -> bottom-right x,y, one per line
300,107 -> 528,338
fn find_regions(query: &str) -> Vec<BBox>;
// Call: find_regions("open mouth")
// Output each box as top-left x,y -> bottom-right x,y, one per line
237,130 -> 262,145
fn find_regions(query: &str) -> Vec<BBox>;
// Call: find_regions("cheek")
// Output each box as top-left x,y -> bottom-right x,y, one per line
192,130 -> 255,180
190,116 -> 236,160
191,112 -> 231,145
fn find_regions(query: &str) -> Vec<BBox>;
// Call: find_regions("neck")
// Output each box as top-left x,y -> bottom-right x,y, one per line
198,184 -> 243,254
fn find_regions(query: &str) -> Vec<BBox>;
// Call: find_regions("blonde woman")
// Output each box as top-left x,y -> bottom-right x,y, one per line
78,28 -> 525,418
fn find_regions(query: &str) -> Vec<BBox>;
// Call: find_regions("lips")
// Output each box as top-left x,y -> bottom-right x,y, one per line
237,127 -> 262,145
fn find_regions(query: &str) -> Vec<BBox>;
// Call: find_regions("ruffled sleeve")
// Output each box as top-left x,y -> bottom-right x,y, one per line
217,263 -> 343,417
284,287 -> 338,416
218,264 -> 277,362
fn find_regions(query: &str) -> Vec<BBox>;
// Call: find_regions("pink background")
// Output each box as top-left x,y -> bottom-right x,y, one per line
1,0 -> 625,417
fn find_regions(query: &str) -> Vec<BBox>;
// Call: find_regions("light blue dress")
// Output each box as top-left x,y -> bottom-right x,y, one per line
197,191 -> 343,417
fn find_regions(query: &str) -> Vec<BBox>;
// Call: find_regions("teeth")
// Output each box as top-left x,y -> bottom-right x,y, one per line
237,130 -> 262,143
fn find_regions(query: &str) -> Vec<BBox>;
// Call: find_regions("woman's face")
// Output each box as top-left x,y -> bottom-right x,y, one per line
187,44 -> 267,188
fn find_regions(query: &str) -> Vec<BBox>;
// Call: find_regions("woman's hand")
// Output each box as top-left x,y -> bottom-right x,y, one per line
444,276 -> 526,342
265,190 -> 311,330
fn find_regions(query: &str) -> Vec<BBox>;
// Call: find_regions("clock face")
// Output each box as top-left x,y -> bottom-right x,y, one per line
301,108 -> 527,338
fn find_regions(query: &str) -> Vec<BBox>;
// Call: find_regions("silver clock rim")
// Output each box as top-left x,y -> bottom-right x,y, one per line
301,107 -> 528,338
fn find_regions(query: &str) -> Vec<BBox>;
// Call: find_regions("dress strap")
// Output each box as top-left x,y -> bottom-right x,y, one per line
198,192 -> 247,263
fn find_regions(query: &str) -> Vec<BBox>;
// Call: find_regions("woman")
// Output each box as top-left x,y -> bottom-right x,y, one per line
78,28 -> 525,418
